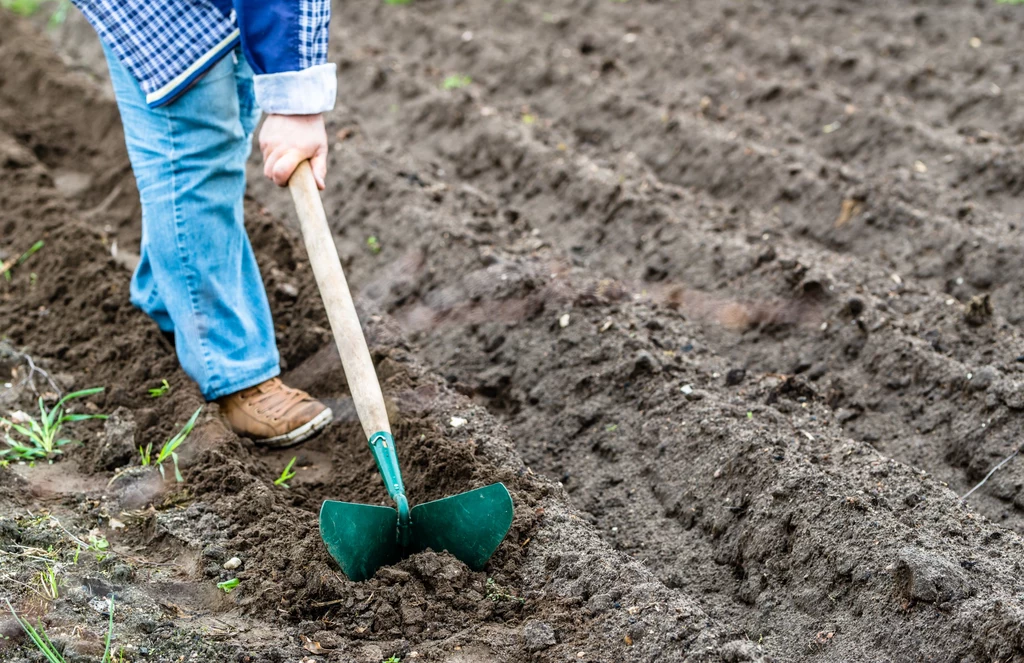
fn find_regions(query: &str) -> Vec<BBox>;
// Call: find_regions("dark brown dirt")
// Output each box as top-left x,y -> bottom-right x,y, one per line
4,1 -> 1024,662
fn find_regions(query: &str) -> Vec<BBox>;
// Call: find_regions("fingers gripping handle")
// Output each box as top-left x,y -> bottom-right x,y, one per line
287,161 -> 393,440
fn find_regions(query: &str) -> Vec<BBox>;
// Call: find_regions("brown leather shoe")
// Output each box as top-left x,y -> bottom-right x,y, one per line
217,378 -> 333,447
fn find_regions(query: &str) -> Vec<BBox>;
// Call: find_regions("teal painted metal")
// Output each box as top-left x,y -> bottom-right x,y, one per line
367,431 -> 411,546
319,432 -> 514,581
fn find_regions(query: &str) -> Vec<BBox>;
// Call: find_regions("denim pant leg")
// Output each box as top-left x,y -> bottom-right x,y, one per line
103,46 -> 280,400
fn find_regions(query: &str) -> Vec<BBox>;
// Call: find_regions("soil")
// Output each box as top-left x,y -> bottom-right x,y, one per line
3,1 -> 1024,662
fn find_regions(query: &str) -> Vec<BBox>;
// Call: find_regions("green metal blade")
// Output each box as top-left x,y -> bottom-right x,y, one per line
409,483 -> 514,571
319,501 -> 401,581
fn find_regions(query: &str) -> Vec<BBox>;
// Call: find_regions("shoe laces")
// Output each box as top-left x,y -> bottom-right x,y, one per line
241,379 -> 308,420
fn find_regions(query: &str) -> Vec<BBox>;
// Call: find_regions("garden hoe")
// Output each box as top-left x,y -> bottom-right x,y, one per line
288,162 -> 514,581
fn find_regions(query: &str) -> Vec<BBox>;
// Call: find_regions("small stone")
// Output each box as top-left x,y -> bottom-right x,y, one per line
89,596 -> 113,615
725,368 -> 746,386
523,620 -> 556,651
847,297 -> 865,316
969,365 -> 998,392
587,593 -> 614,613
275,282 -> 299,300
449,416 -> 468,428
223,557 -> 242,570
202,544 -> 227,561
559,313 -> 571,328
680,384 -> 693,395
684,389 -> 706,402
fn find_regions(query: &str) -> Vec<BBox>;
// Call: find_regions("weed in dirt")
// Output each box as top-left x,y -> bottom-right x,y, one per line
139,406 -> 201,482
100,597 -> 115,663
87,532 -> 109,552
485,577 -> 525,604
217,578 -> 240,593
5,598 -> 66,662
383,0 -> 412,5
522,113 -> 537,125
0,387 -> 107,461
382,657 -> 401,663
442,74 -> 472,90
1,239 -> 43,280
35,562 -> 60,599
366,235 -> 382,254
147,379 -> 171,398
273,456 -> 297,488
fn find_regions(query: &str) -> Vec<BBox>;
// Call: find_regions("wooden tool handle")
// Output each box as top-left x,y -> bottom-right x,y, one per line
288,161 -> 391,439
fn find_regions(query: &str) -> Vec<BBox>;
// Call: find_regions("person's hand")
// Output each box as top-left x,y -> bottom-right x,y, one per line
259,113 -> 328,190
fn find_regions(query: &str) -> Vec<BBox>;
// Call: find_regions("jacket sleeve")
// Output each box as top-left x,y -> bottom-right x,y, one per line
234,0 -> 337,115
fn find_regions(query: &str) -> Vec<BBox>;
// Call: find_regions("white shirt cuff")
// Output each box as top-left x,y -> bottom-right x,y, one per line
253,63 -> 337,114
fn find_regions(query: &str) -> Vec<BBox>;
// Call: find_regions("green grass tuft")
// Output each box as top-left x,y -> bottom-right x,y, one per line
6,598 -> 67,662
139,406 -> 202,482
1,387 -> 107,461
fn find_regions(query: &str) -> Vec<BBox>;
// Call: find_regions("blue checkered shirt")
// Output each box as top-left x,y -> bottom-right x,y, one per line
71,0 -> 335,113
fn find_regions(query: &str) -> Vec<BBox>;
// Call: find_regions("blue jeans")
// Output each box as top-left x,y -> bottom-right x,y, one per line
103,45 -> 281,400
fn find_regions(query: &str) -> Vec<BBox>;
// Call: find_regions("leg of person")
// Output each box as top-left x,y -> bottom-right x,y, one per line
102,45 -> 332,446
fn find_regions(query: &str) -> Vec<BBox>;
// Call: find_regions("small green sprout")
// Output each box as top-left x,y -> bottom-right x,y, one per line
485,577 -> 525,604
274,456 -> 297,488
383,657 -> 402,663
442,74 -> 472,90
36,563 -> 60,600
2,239 -> 44,281
148,379 -> 171,398
384,0 -> 411,4
5,598 -> 67,662
366,235 -> 382,254
0,387 -> 107,461
747,411 -> 754,420
88,533 -> 109,552
100,597 -> 115,663
605,423 -> 619,432
139,406 -> 202,482
217,578 -> 240,593
521,113 -> 537,125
